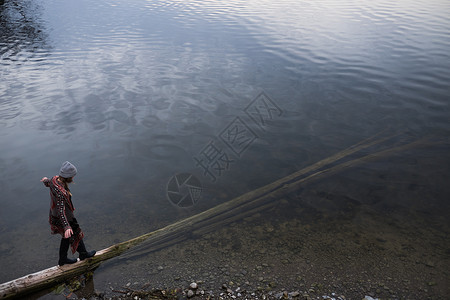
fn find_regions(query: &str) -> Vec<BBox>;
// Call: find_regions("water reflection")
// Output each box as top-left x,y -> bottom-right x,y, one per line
0,0 -> 50,129
0,0 -> 48,60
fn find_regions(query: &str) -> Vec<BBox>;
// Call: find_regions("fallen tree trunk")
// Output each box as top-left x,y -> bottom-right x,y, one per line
122,133 -> 433,258
0,132 -> 434,299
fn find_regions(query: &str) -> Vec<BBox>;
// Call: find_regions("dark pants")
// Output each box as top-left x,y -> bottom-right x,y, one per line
59,238 -> 87,259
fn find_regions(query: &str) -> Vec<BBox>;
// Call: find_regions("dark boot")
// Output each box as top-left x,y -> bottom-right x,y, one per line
58,238 -> 77,266
77,240 -> 96,260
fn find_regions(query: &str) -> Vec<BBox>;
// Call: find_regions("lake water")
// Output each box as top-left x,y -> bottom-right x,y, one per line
1,0 -> 449,297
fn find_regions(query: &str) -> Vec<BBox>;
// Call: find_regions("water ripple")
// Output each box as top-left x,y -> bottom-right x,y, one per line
1,0 -> 450,285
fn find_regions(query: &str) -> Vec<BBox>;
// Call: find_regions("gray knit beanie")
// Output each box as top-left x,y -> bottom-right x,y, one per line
59,161 -> 77,178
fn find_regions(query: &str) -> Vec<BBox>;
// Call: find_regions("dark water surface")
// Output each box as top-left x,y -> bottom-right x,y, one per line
1,0 -> 449,296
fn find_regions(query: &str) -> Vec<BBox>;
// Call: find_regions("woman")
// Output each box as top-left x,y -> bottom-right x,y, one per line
41,161 -> 96,266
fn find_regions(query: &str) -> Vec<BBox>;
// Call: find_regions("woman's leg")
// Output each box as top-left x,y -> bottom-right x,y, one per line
58,238 -> 77,266
76,239 -> 96,260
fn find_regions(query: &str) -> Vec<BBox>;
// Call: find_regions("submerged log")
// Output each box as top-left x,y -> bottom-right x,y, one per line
0,132 -> 434,299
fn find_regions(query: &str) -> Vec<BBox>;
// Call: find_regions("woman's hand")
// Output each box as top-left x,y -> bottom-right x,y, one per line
64,228 -> 73,238
40,177 -> 48,182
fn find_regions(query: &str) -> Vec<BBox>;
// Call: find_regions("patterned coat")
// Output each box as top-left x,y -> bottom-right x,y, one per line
43,176 -> 84,253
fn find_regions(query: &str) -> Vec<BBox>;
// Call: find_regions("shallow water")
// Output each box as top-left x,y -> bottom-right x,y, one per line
0,0 -> 449,293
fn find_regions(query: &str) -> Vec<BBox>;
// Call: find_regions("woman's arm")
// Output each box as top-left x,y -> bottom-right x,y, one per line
51,186 -> 72,234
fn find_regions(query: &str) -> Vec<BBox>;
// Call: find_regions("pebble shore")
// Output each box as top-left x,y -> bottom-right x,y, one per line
82,194 -> 448,300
